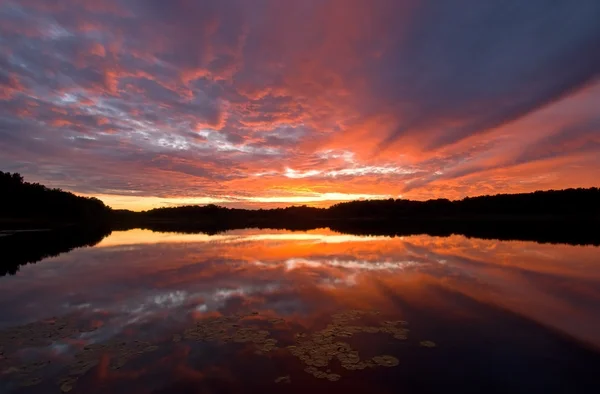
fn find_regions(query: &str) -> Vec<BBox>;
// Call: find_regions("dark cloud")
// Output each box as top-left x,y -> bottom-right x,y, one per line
513,117 -> 600,165
377,0 -> 600,149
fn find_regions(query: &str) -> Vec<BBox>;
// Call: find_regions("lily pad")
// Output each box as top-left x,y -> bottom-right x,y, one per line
372,355 -> 399,367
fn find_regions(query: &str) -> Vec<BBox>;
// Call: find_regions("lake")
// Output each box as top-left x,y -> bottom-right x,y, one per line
1,228 -> 600,393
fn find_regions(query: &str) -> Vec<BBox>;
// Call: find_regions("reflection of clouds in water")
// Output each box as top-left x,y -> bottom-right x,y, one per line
73,283 -> 283,343
213,287 -> 248,300
287,258 -> 422,271
255,258 -> 424,272
119,290 -> 191,325
70,256 -> 426,332
319,274 -> 358,289
204,284 -> 281,311
212,284 -> 279,301
151,291 -> 188,307
256,257 -> 426,289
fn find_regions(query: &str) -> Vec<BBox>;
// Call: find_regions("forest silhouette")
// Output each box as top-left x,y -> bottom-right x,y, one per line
0,171 -> 110,225
136,187 -> 600,224
2,171 -> 599,227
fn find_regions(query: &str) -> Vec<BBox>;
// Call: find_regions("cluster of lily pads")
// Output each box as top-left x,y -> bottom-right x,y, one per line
58,340 -> 160,392
0,315 -> 99,390
0,315 -> 162,392
286,310 -> 408,380
0,309 -> 436,391
172,311 -> 281,356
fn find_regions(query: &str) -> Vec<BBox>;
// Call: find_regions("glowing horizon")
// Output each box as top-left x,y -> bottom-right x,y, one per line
79,191 -> 399,211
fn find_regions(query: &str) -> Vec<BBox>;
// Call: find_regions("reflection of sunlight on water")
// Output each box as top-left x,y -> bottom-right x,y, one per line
95,229 -> 226,247
95,229 -> 390,248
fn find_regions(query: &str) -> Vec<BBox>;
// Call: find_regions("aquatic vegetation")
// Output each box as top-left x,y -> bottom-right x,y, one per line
0,315 -> 99,388
59,377 -> 78,393
274,375 -> 291,383
304,366 -> 341,381
372,355 -> 399,367
0,309 -> 435,390
0,315 -> 160,391
181,312 -> 279,356
56,339 -> 160,392
287,309 -> 409,379
0,315 -> 98,350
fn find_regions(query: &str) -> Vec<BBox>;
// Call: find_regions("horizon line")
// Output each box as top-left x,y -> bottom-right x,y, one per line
79,186 -> 599,212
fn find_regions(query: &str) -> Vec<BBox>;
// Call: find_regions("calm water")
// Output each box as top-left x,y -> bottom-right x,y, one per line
1,228 -> 600,393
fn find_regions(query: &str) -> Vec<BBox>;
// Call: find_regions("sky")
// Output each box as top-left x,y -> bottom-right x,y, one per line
1,0 -> 599,211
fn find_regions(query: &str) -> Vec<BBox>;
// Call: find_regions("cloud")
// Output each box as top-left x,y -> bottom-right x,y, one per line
0,0 -> 599,209
512,117 -> 600,166
375,0 -> 600,149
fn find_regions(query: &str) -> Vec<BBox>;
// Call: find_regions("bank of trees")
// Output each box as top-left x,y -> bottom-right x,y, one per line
141,187 -> 600,223
0,172 -> 110,222
3,170 -> 598,225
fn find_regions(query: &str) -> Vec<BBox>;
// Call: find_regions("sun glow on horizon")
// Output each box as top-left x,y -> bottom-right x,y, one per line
79,192 -> 399,211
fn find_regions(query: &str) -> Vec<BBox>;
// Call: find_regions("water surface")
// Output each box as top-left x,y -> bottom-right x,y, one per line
1,228 -> 599,393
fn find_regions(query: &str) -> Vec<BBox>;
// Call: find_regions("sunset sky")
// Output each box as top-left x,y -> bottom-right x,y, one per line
1,1 -> 599,211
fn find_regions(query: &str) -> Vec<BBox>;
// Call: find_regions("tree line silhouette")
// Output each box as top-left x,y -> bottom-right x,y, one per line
3,171 -> 599,227
0,171 -> 110,224
135,187 -> 600,225
2,171 -> 599,227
